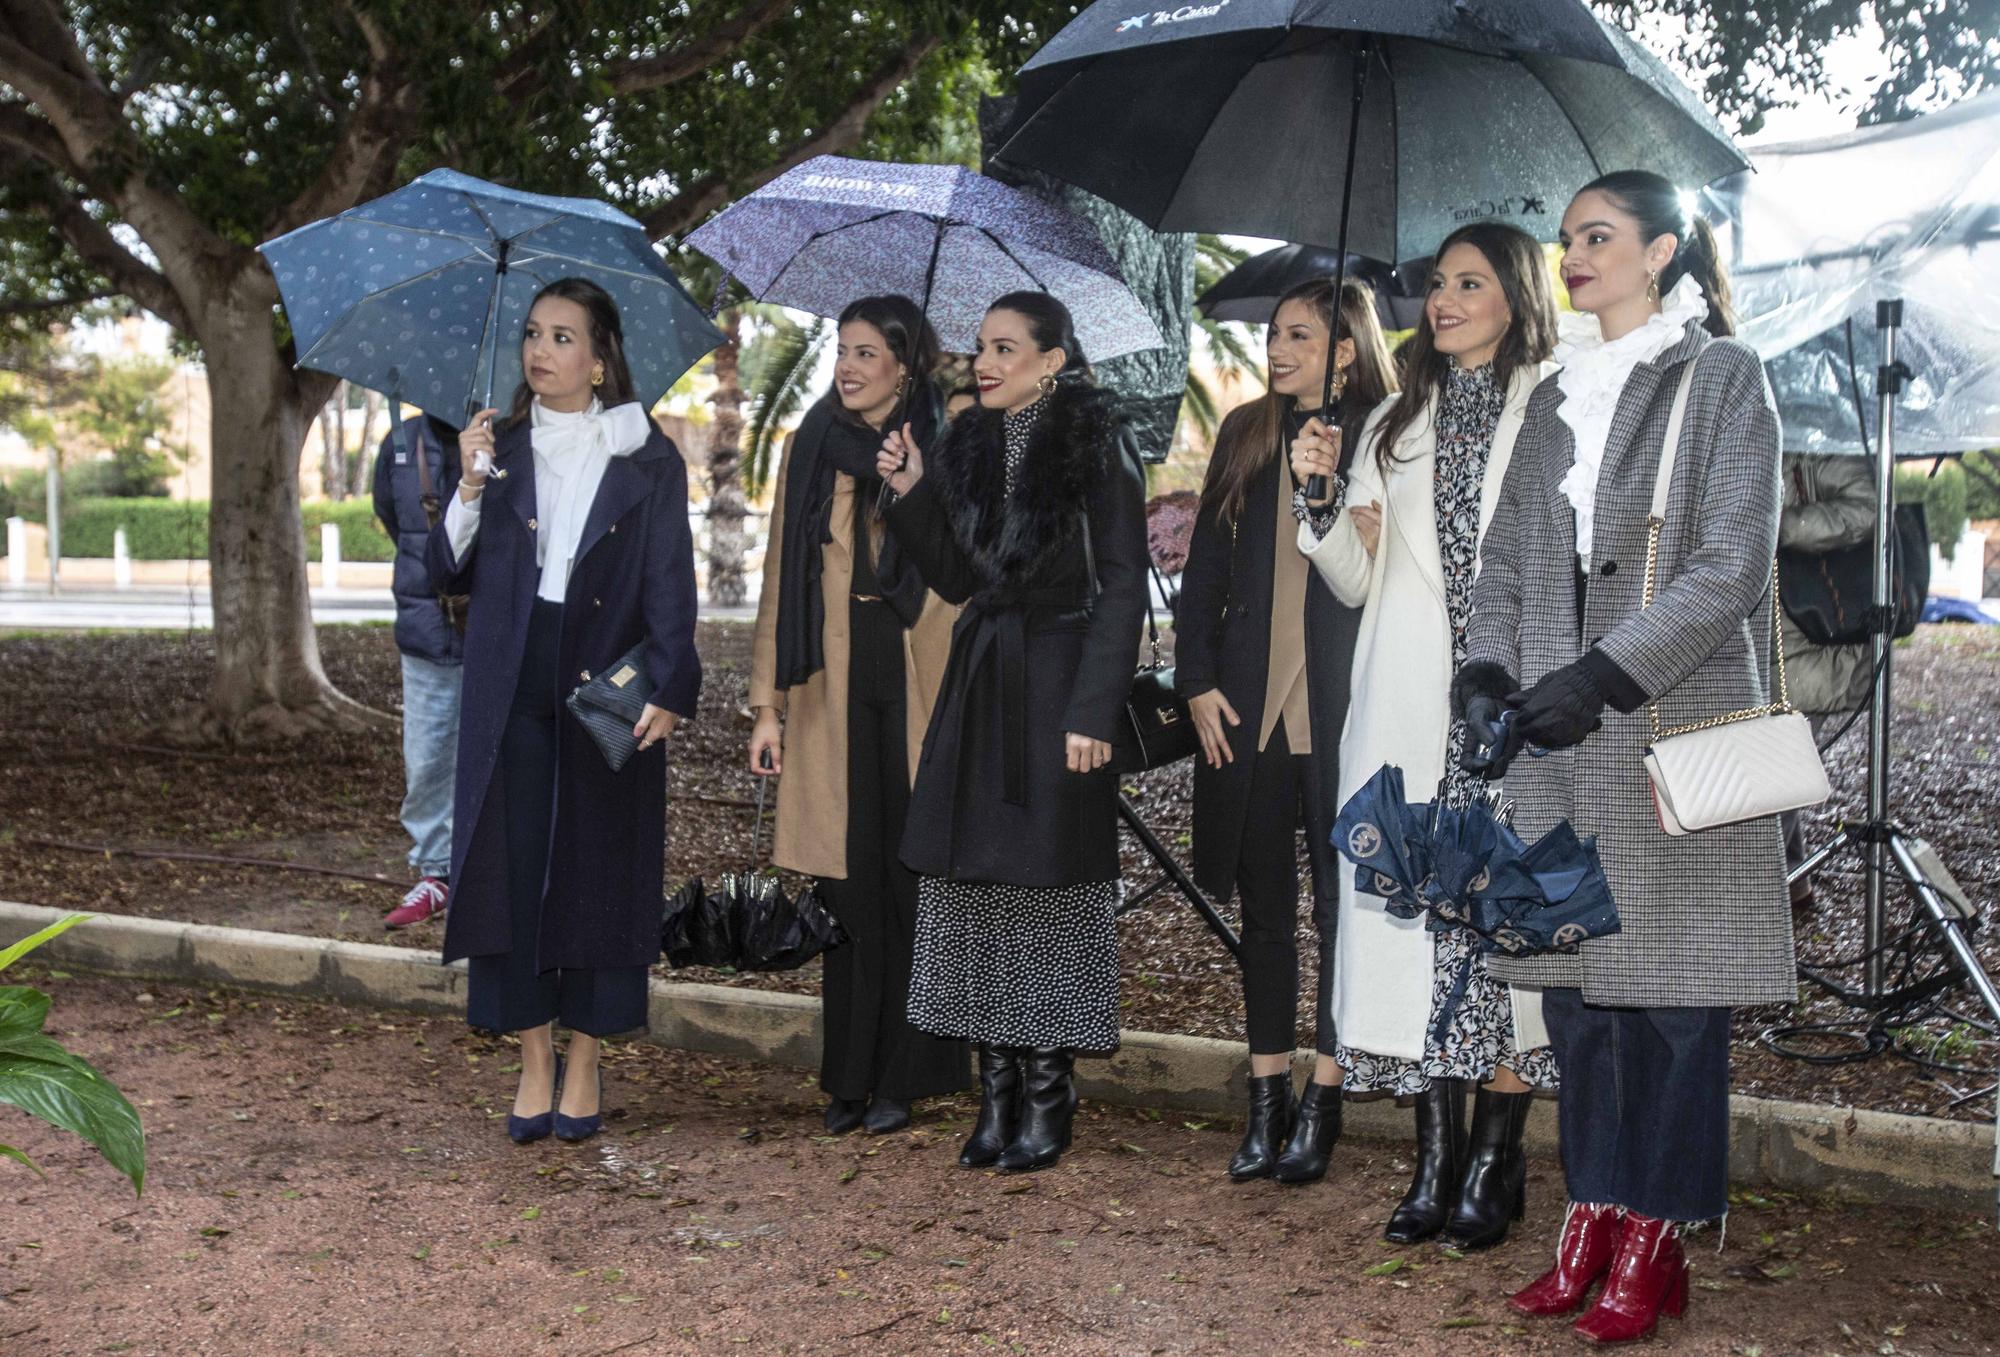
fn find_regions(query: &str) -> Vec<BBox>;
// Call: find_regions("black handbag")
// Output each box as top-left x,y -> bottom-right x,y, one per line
565,643 -> 651,772
1079,497 -> 1198,775
1779,502 -> 1929,646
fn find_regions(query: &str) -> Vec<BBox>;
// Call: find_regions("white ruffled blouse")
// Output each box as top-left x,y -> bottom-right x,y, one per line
1553,275 -> 1709,562
443,397 -> 652,602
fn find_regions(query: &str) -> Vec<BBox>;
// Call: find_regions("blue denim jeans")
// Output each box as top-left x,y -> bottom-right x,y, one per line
399,653 -> 462,879
1542,987 -> 1733,1222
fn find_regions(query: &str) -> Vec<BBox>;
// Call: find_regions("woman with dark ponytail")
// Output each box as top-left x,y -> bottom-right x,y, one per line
875,291 -> 1148,1174
1455,172 -> 1786,1343
1174,277 -> 1394,1186
748,295 -> 971,1136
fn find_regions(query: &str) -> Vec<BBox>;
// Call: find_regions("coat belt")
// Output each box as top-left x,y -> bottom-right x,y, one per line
935,586 -> 1089,807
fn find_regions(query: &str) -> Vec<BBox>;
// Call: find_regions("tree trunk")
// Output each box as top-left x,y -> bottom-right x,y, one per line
317,390 -> 343,502
705,317 -> 748,607
168,281 -> 392,744
351,388 -> 384,498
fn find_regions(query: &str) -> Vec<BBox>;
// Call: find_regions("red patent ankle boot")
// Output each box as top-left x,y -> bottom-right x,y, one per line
1510,1202 -> 1624,1317
1572,1212 -> 1689,1344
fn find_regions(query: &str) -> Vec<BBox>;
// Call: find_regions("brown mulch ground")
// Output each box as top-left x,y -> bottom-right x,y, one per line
0,621 -> 1996,1121
5,969 -> 1997,1357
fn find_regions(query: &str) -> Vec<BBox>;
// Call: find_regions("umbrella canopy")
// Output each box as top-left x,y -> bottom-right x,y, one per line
684,154 -> 1164,361
996,0 -> 1747,266
260,169 -> 724,426
1702,93 -> 2000,456
1197,244 -> 1424,329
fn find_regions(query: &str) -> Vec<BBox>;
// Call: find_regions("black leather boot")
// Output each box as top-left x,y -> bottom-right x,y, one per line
862,1097 -> 911,1134
1272,1079 -> 1344,1184
958,1046 -> 1023,1168
1440,1085 -> 1532,1250
1383,1078 -> 1468,1244
996,1048 -> 1077,1173
1227,1072 -> 1297,1181
825,1096 -> 866,1135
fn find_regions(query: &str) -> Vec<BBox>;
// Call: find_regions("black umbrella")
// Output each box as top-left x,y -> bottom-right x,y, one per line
1197,244 -> 1424,330
996,0 -> 1746,495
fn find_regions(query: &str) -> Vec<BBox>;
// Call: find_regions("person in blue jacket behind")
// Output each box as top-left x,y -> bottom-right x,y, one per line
371,409 -> 465,930
429,276 -> 701,1145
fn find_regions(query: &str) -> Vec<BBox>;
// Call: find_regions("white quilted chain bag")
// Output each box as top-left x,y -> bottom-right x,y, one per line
1638,356 -> 1832,836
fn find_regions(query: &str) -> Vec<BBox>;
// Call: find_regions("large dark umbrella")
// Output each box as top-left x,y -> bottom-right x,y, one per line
996,0 -> 1746,495
1197,245 -> 1424,330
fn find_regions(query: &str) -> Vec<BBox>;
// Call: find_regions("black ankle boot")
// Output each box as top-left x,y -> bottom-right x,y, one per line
862,1097 -> 911,1135
1384,1078 -> 1468,1244
1227,1072 -> 1296,1181
996,1048 -> 1076,1173
1272,1079 -> 1344,1185
1440,1085 -> 1532,1250
958,1046 -> 1023,1168
825,1096 -> 866,1135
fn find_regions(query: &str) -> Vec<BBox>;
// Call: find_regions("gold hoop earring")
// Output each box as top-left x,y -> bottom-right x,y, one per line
1646,270 -> 1661,302
1037,373 -> 1058,397
1330,365 -> 1348,397
591,367 -> 605,387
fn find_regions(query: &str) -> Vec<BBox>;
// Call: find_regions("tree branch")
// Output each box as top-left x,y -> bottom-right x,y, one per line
0,99 -> 77,175
605,0 -> 792,96
640,34 -> 942,240
264,6 -> 421,239
0,289 -> 117,318
0,147 -> 188,330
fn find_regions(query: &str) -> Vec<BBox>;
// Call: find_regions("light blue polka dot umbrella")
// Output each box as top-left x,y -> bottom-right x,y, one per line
685,155 -> 1165,360
259,168 -> 724,426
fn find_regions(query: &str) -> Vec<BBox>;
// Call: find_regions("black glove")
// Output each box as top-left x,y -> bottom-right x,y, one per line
1450,661 -> 1517,720
1507,660 -> 1607,750
1460,693 -> 1524,779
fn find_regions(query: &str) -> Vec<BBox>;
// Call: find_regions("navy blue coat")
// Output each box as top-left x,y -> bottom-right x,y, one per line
371,414 -> 464,664
428,416 -> 702,971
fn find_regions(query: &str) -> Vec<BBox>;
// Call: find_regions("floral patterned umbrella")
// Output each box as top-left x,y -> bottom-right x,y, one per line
685,155 -> 1164,361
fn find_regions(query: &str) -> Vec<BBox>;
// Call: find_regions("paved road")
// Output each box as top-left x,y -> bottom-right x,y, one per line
0,586 -> 757,630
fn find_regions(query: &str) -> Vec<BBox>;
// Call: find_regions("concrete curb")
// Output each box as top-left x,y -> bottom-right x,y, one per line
6,901 -> 1994,1215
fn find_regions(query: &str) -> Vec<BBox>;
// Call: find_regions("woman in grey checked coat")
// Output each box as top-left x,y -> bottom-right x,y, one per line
1451,172 -> 1788,1345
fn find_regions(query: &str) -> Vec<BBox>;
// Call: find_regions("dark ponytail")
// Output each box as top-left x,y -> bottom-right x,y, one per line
988,290 -> 1093,381
1579,170 -> 1735,338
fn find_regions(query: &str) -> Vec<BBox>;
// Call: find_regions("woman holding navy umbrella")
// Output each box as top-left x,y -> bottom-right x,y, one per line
748,295 -> 970,1136
431,277 -> 702,1146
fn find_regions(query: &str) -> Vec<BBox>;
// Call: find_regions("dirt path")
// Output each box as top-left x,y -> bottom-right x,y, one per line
5,971 -> 1997,1356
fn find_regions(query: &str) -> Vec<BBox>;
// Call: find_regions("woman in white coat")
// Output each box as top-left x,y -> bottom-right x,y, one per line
1292,221 -> 1558,1250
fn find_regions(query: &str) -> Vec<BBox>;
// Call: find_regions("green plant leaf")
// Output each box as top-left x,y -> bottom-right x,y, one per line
0,985 -> 52,1043
0,914 -> 90,973
0,1142 -> 44,1176
0,1039 -> 145,1194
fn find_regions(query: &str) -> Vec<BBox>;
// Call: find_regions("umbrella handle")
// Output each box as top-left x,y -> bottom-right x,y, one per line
749,765 -> 770,876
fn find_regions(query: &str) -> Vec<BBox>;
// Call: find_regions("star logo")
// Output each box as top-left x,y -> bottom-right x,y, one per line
1519,195 -> 1547,214
1117,15 -> 1147,31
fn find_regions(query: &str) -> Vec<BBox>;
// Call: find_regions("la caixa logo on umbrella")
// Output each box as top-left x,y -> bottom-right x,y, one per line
1117,1 -> 1231,34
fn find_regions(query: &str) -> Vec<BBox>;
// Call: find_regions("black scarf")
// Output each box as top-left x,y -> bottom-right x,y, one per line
772,387 -> 938,689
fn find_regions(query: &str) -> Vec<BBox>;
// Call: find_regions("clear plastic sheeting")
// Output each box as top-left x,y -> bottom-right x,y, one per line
1700,94 -> 2000,456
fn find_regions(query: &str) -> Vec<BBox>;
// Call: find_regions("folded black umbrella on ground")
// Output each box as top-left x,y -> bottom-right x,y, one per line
661,777 -> 846,972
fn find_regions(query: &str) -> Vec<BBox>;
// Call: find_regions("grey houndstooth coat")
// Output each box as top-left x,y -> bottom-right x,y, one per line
1469,320 -> 1795,1008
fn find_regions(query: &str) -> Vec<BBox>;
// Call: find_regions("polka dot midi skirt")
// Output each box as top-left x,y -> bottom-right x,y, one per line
908,876 -> 1122,1053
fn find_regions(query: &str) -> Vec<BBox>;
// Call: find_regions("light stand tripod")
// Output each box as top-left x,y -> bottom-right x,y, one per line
1776,299 -> 2000,1221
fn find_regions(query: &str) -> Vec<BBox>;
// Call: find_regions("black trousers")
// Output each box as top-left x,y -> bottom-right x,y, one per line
466,600 -> 649,1038
1237,719 -> 1337,1058
814,597 -> 970,1101
1542,987 -> 1731,1222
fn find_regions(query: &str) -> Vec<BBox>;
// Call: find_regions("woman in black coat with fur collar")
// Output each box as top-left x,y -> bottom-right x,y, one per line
877,292 -> 1148,1174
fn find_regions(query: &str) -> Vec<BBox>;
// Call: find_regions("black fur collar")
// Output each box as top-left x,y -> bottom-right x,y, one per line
927,381 -> 1126,589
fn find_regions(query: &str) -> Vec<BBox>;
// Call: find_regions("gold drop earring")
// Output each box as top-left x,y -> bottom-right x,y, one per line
1647,269 -> 1661,303
591,366 -> 605,387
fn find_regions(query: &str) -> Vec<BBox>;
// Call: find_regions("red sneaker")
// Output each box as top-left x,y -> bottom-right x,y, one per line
386,877 -> 449,929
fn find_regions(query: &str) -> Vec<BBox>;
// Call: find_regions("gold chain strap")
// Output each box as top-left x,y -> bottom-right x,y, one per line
1642,513 -> 1793,743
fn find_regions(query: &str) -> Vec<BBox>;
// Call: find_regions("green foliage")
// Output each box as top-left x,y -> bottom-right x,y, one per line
1959,450 -> 2000,523
0,914 -> 146,1196
59,356 -> 189,497
1592,1 -> 1999,132
1181,234 -> 1260,443
54,498 -> 393,563
1898,461 -> 1968,562
741,315 -> 829,497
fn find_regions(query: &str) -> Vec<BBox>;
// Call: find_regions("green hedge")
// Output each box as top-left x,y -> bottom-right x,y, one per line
54,498 -> 396,562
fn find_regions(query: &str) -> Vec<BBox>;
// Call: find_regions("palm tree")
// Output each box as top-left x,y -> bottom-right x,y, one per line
1183,233 -> 1262,444
740,310 -> 828,499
